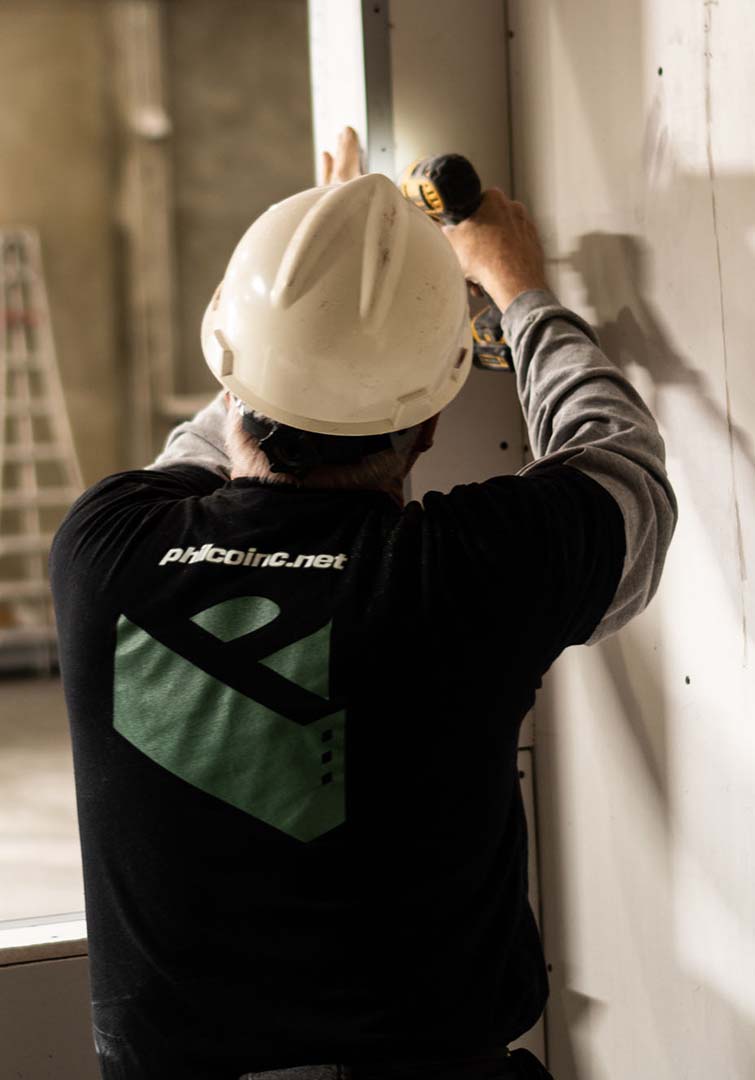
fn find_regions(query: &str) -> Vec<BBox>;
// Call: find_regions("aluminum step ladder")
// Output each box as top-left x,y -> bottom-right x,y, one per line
0,228 -> 83,671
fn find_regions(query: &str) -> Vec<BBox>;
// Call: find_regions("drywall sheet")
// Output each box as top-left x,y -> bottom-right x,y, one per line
507,1 -> 755,1077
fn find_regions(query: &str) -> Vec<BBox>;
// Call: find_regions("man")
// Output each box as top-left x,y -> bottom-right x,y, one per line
50,129 -> 677,1080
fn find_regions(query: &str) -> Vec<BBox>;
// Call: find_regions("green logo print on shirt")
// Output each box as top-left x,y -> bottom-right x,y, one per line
113,597 -> 345,842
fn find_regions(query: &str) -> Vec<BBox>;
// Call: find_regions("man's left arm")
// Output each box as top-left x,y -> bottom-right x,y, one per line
146,126 -> 364,480
146,391 -> 230,478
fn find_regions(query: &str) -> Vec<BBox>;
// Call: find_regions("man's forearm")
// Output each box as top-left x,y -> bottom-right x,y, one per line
503,288 -> 679,644
146,391 -> 230,477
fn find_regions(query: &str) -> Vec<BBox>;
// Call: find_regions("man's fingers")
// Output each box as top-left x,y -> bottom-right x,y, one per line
321,150 -> 333,185
335,126 -> 362,181
323,127 -> 365,185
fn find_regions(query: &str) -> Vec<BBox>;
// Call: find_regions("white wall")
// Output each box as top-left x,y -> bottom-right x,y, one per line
507,1 -> 755,1077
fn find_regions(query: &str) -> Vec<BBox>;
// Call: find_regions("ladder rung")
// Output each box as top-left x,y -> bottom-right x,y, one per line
1,487 -> 78,509
2,401 -> 54,419
2,356 -> 45,372
0,262 -> 39,279
0,625 -> 57,648
2,444 -> 62,462
2,227 -> 37,243
0,534 -> 54,556
0,580 -> 50,600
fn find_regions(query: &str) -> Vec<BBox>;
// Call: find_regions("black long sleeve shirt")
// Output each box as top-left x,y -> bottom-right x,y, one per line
49,289 -> 676,1071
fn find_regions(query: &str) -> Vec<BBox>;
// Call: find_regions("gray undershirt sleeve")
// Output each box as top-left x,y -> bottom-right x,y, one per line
146,391 -> 231,479
501,288 -> 679,645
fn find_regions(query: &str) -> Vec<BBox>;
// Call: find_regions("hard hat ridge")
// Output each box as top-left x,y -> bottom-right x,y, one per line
358,174 -> 409,331
270,173 -> 408,333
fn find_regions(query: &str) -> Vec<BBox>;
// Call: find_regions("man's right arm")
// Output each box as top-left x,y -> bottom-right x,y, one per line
503,288 -> 678,644
444,189 -> 678,645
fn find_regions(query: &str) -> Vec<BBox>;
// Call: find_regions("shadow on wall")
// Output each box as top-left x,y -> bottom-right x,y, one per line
579,227 -> 752,455
568,214 -> 754,641
508,0 -> 755,1073
538,180 -> 755,1080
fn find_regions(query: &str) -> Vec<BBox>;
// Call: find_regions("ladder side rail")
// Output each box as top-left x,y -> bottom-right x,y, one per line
24,229 -> 84,493
7,238 -> 46,608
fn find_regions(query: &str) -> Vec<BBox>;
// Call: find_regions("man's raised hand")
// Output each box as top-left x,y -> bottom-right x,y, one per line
443,188 -> 548,313
321,126 -> 364,185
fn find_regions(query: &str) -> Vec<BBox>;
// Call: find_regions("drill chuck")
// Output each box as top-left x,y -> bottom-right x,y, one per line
399,154 -> 483,226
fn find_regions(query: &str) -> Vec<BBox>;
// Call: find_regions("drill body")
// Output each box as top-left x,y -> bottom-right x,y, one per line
399,155 -> 513,373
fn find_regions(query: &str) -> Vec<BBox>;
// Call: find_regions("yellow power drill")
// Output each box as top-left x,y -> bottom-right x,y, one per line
399,154 -> 514,373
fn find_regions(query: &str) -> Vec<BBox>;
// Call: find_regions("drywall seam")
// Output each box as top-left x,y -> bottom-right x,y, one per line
703,0 -> 749,667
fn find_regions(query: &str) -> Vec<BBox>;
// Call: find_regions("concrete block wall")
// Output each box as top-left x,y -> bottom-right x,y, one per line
166,0 -> 313,399
0,0 -> 313,483
0,0 -> 119,484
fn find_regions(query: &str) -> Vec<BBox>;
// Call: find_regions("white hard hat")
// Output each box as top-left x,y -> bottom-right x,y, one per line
201,173 -> 473,436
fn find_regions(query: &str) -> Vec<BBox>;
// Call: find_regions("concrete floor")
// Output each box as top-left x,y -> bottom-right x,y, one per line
0,676 -> 84,921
